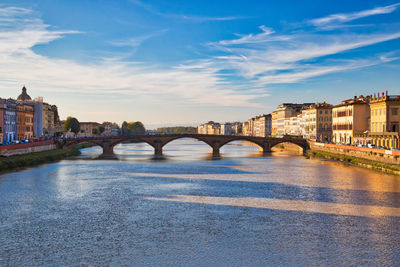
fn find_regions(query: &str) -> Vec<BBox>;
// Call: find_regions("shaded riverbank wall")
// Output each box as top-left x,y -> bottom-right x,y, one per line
0,141 -> 56,157
309,141 -> 400,165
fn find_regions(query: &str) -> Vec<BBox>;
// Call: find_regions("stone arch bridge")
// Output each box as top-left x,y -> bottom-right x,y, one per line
62,134 -> 308,157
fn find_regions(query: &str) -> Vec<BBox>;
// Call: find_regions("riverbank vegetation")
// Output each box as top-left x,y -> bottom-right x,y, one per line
307,150 -> 400,175
156,126 -> 196,134
0,143 -> 93,173
121,121 -> 146,135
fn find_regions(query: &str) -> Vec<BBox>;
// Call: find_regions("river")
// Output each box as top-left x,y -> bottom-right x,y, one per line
1,138 -> 399,266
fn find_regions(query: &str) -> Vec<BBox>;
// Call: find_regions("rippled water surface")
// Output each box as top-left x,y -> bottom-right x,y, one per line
1,139 -> 400,266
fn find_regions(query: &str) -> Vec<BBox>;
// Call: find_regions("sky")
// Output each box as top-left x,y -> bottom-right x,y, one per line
0,0 -> 399,128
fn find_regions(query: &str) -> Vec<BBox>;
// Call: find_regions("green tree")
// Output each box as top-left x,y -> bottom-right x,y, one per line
121,121 -> 145,135
121,121 -> 129,136
156,126 -> 196,134
92,126 -> 105,135
127,121 -> 145,135
64,117 -> 80,135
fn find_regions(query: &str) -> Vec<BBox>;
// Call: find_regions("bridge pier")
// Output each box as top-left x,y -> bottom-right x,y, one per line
212,147 -> 220,157
154,146 -> 163,157
102,144 -> 115,156
261,143 -> 272,153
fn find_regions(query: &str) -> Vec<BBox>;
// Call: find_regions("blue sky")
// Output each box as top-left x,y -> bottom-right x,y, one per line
0,0 -> 399,128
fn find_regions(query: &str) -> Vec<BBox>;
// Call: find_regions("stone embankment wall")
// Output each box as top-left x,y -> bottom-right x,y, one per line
0,141 -> 56,157
272,142 -> 303,154
309,142 -> 400,165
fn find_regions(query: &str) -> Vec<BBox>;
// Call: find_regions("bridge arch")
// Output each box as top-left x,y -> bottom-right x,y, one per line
161,136 -> 214,149
105,137 -> 164,156
63,139 -> 105,150
218,137 -> 267,151
268,139 -> 308,154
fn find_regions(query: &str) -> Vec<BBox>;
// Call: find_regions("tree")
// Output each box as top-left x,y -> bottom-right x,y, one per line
156,126 -> 196,134
92,126 -> 105,135
121,121 -> 129,136
128,122 -> 145,135
121,121 -> 145,135
51,105 -> 60,123
64,117 -> 80,135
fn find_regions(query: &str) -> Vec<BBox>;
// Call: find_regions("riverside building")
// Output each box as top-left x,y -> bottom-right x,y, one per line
0,99 -> 17,144
197,121 -> 220,135
271,103 -> 314,137
43,103 -> 55,137
17,103 -> 34,140
303,103 -> 333,142
354,91 -> 400,149
332,95 -> 370,145
16,87 -> 45,138
220,123 -> 234,135
251,114 -> 271,137
78,122 -> 101,137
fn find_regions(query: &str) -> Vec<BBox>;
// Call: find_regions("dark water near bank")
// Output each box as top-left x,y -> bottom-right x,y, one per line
1,139 -> 400,266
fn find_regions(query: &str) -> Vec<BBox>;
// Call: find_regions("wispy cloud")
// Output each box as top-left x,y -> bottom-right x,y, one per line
1,3 -> 399,117
0,6 -> 261,108
309,3 -> 400,26
213,25 -> 290,46
109,29 -> 168,55
129,0 -> 247,23
207,10 -> 400,85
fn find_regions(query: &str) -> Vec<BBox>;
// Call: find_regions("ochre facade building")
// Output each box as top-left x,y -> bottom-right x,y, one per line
17,103 -> 34,140
332,95 -> 370,145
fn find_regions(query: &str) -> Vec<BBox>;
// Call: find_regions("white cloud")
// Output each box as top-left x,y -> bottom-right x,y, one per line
309,3 -> 400,26
129,0 -> 247,23
1,3 -> 399,119
0,6 -> 261,108
110,29 -> 168,49
209,24 -> 400,82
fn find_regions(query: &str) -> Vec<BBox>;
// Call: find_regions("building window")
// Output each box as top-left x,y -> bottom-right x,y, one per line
392,108 -> 398,116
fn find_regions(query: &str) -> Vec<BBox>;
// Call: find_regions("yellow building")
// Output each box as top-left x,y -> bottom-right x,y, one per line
368,91 -> 400,148
78,122 -> 100,137
332,95 -> 370,145
303,103 -> 332,142
43,103 -> 55,137
17,104 -> 34,140
242,122 -> 250,136
197,121 -> 220,135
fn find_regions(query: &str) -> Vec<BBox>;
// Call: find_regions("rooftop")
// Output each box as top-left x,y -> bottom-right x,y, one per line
17,86 -> 32,101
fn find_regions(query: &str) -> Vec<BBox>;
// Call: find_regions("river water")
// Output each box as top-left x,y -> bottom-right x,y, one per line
1,138 -> 400,266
